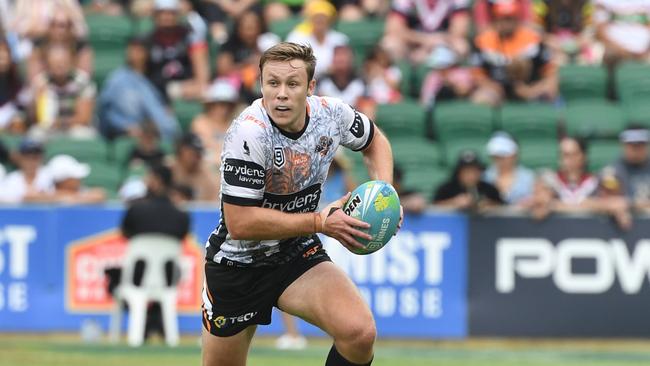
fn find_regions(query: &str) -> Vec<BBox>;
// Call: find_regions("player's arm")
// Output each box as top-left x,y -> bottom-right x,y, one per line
361,127 -> 393,184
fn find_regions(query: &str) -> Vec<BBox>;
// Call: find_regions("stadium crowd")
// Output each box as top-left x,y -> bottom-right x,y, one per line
0,0 -> 649,227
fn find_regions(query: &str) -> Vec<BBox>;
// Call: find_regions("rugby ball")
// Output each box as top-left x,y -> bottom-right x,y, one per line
342,180 -> 401,255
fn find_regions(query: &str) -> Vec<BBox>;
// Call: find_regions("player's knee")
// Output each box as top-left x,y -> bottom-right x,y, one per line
339,318 -> 376,352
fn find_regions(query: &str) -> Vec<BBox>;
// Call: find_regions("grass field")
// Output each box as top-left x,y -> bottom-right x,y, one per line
2,334 -> 650,366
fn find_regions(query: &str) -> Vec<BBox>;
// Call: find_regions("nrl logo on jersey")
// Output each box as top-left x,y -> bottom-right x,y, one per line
274,147 -> 285,168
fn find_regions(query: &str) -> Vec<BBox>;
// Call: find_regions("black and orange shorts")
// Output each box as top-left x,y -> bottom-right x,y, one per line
201,241 -> 331,337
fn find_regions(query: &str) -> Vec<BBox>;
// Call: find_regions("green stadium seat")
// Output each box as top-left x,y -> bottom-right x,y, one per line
616,62 -> 650,105
398,62 -> 431,99
375,100 -> 425,138
622,102 -> 650,128
564,100 -> 625,138
0,133 -> 23,150
45,137 -> 109,163
269,16 -> 302,40
518,140 -> 558,169
402,165 -> 448,201
435,101 -> 493,142
86,14 -> 132,50
559,65 -> 607,101
173,100 -> 203,132
499,103 -> 558,142
442,137 -> 490,167
108,136 -> 137,165
390,137 -> 442,168
84,161 -> 124,193
335,20 -> 384,56
588,140 -> 620,172
94,50 -> 125,88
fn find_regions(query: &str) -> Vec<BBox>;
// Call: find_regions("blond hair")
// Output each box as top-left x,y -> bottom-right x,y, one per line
259,42 -> 317,82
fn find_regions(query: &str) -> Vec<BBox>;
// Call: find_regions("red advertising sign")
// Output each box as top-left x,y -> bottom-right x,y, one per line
65,230 -> 203,314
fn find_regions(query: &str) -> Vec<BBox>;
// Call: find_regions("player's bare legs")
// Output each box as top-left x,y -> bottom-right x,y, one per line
278,261 -> 376,364
202,325 -> 257,366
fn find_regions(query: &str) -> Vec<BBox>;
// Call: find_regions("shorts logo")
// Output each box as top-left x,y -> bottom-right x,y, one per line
274,147 -> 285,168
303,244 -> 321,258
349,111 -> 364,138
315,136 -> 333,156
213,312 -> 258,328
223,158 -> 265,189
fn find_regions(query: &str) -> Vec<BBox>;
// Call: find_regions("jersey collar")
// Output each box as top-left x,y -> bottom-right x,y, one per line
268,108 -> 310,140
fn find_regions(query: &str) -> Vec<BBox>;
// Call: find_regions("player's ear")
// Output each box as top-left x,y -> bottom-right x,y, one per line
307,79 -> 316,96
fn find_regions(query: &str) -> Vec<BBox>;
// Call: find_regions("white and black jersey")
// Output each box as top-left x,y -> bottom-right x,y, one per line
206,96 -> 375,266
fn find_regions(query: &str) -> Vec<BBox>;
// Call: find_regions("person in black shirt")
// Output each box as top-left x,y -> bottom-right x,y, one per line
433,149 -> 504,211
121,164 -> 190,240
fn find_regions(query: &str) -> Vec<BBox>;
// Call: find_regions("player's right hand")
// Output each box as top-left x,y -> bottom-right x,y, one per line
319,192 -> 372,251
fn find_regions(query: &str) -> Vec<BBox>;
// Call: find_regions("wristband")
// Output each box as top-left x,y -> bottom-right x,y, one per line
314,211 -> 323,233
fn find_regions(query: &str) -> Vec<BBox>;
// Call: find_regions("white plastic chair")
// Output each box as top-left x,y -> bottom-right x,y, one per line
109,234 -> 182,347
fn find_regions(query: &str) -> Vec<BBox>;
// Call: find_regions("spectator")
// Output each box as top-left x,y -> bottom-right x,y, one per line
532,137 -> 631,228
0,38 -> 27,134
316,45 -> 365,106
198,0 -> 261,44
332,0 -> 391,20
31,44 -> 97,139
363,45 -> 402,105
474,0 -> 533,33
264,0 -> 306,24
433,149 -> 504,211
25,6 -> 93,82
287,0 -> 349,79
98,36 -> 180,142
127,121 -> 167,170
47,154 -> 107,204
215,9 -> 280,103
593,0 -> 650,67
602,126 -> 650,213
471,0 -> 558,106
393,164 -> 427,214
190,78 -> 239,169
121,163 -> 190,239
483,132 -> 535,205
145,0 -> 210,101
419,44 -> 474,106
382,0 -> 470,64
533,0 -> 600,65
0,139 -> 54,203
169,132 -> 219,201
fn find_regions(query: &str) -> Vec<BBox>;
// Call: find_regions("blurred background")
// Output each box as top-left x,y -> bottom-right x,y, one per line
2,0 -> 650,365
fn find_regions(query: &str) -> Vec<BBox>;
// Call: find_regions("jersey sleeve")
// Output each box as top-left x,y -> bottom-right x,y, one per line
334,99 -> 375,152
220,114 -> 269,206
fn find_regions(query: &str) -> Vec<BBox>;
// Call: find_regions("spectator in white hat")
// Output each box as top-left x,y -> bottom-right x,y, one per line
0,139 -> 54,203
48,154 -> 107,204
484,132 -> 535,205
190,78 -> 239,168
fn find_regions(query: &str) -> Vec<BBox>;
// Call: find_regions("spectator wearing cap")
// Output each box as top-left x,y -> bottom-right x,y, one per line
483,132 -> 535,205
0,139 -> 54,203
145,0 -> 210,102
532,137 -> 631,229
190,78 -> 239,168
168,132 -> 219,201
31,44 -> 97,140
47,154 -> 107,204
98,36 -> 180,142
471,0 -> 558,106
287,0 -> 349,79
432,149 -> 504,211
601,126 -> 650,213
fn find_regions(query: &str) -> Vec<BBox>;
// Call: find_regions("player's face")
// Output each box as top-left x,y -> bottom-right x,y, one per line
261,59 -> 315,132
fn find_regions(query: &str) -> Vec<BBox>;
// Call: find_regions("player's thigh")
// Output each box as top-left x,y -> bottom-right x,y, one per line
277,261 -> 374,339
202,325 -> 256,366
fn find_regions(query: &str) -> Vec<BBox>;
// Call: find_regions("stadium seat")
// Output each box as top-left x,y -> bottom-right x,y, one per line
402,165 -> 448,201
588,140 -> 620,172
108,136 -> 137,165
616,62 -> 650,105
173,100 -> 203,132
559,65 -> 607,102
375,100 -> 426,138
441,137 -> 490,167
398,62 -> 431,99
86,14 -> 133,51
109,234 -> 181,347
499,103 -> 558,142
45,137 -> 109,163
391,137 -> 442,168
94,50 -> 125,88
434,101 -> 494,142
0,133 -> 23,150
269,16 -> 302,40
336,20 -> 384,57
622,102 -> 650,128
519,140 -> 558,169
84,161 -> 124,193
564,100 -> 625,139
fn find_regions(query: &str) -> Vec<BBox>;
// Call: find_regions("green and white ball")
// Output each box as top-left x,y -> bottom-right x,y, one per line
342,180 -> 401,255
